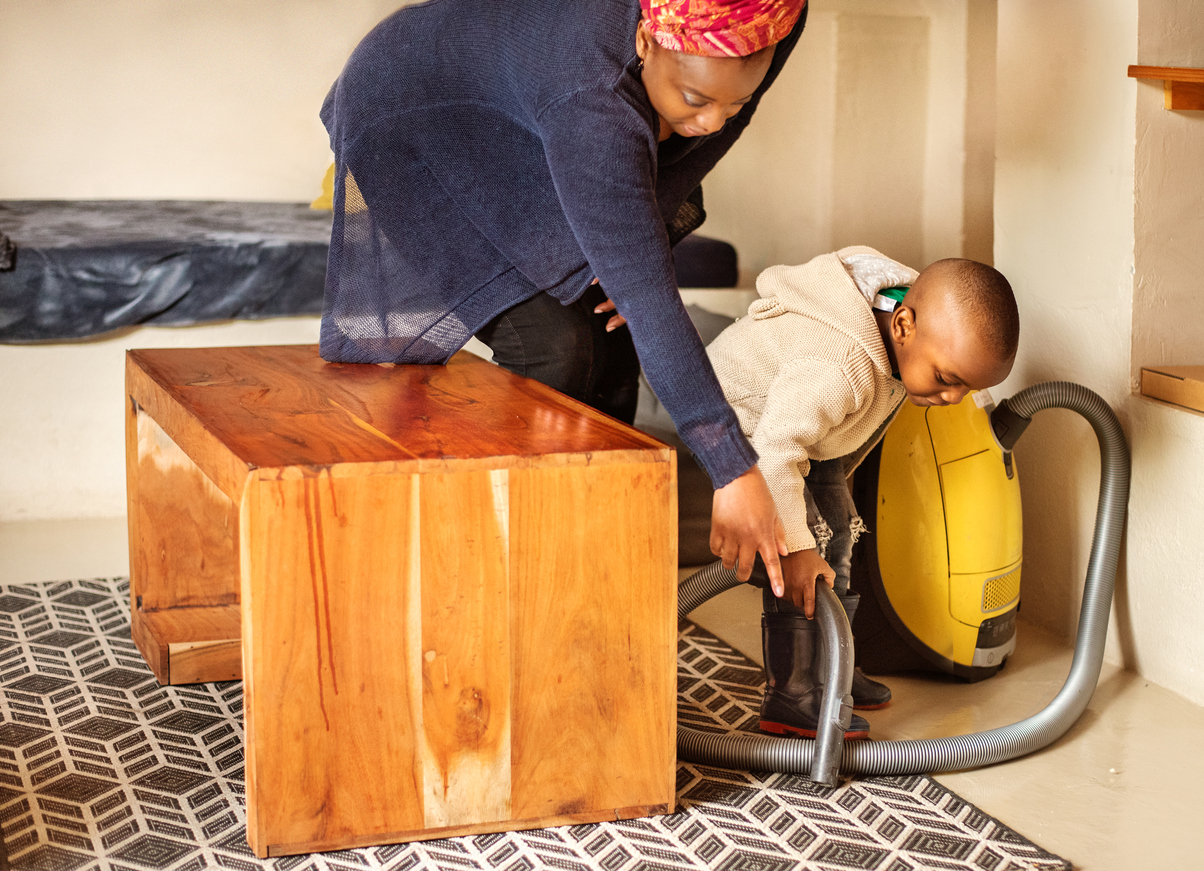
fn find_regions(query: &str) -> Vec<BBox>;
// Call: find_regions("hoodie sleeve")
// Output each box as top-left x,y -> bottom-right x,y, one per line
751,356 -> 862,553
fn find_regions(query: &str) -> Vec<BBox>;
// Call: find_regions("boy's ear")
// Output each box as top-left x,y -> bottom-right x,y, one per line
891,306 -> 916,345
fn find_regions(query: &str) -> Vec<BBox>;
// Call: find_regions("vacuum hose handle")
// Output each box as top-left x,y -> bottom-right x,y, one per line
811,583 -> 856,786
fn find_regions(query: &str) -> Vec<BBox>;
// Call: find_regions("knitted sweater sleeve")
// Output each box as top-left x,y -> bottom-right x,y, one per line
751,357 -> 861,553
538,91 -> 757,487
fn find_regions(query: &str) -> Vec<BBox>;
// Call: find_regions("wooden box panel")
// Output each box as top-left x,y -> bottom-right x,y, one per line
131,410 -> 240,611
126,345 -> 663,473
126,345 -> 678,857
240,462 -> 675,856
241,470 -> 425,854
509,463 -> 676,821
417,469 -> 513,829
127,399 -> 244,684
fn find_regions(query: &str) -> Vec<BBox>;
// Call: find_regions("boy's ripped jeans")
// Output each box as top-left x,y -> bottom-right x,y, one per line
747,458 -> 867,616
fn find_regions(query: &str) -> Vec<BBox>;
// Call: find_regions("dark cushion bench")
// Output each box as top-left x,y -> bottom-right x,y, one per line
0,200 -> 738,342
0,201 -> 331,342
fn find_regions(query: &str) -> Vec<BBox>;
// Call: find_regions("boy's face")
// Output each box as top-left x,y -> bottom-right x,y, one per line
891,278 -> 1014,407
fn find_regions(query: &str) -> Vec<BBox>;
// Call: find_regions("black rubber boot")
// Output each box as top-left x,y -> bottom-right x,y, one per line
840,593 -> 893,710
759,612 -> 870,740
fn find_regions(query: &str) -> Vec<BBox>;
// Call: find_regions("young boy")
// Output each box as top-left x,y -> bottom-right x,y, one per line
706,245 -> 1019,740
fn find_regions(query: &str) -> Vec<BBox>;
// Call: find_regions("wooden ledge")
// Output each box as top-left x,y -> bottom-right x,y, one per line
131,603 -> 242,685
1128,65 -> 1204,110
1140,365 -> 1204,416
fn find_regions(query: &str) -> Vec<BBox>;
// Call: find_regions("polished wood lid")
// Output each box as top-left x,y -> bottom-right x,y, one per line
128,344 -> 666,470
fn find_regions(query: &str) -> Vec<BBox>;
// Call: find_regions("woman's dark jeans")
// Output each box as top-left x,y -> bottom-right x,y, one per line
474,285 -> 641,424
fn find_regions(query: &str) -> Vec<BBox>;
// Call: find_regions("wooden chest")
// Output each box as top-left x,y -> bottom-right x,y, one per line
125,345 -> 678,857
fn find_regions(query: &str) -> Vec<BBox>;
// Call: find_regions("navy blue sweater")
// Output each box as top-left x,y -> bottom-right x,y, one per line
319,0 -> 804,486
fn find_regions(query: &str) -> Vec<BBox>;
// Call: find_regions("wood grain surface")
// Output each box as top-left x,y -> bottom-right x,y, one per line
242,470 -> 424,852
263,802 -> 675,857
131,604 -> 241,684
417,469 -> 512,829
128,346 -> 668,471
508,462 -> 677,821
1166,80 -> 1204,110
1126,65 -> 1204,109
126,363 -> 246,684
127,345 -> 678,855
167,636 -> 243,685
1128,64 -> 1204,83
126,352 -> 252,502
131,411 -> 240,611
240,460 -> 676,856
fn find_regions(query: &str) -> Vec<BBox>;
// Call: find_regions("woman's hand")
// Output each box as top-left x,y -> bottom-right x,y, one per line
710,465 -> 788,593
779,549 -> 835,619
593,294 -> 627,332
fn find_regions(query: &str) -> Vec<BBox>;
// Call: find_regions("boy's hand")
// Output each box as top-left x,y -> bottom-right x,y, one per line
779,549 -> 835,619
710,465 -> 789,591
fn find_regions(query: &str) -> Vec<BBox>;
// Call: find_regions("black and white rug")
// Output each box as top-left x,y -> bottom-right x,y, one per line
0,578 -> 1071,871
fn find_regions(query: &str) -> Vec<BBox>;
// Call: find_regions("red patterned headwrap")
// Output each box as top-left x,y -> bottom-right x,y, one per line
639,0 -> 806,58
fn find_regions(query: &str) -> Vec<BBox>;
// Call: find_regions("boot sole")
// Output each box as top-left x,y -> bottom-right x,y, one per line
758,719 -> 870,740
853,700 -> 891,711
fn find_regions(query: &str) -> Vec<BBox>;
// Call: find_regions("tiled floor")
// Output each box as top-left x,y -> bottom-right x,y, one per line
2,519 -> 1200,870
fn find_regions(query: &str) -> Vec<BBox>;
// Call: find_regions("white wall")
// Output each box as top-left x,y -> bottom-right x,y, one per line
1131,0 -> 1204,382
994,0 -> 1204,705
1125,0 -> 1204,703
0,0 -> 408,201
704,0 -> 992,281
0,319 -> 322,522
993,0 -> 1138,642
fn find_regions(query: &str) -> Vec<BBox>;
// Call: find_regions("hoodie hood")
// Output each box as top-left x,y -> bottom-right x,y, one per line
746,245 -> 918,378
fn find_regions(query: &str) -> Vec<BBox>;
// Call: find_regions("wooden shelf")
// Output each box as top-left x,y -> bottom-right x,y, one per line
1128,65 -> 1204,110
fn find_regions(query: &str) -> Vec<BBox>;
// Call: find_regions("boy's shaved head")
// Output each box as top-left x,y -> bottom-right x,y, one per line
883,257 -> 1019,407
920,258 -> 1020,364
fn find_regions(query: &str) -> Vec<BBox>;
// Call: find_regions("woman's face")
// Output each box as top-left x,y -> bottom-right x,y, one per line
635,22 -> 775,142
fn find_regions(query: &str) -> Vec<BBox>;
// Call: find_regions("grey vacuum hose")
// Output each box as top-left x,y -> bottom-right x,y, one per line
678,381 -> 1129,781
809,584 -> 855,785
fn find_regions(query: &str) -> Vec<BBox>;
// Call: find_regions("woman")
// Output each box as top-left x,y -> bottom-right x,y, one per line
320,0 -> 807,591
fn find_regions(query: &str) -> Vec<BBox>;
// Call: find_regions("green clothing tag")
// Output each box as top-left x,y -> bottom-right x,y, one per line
872,285 -> 911,317
878,287 -> 909,380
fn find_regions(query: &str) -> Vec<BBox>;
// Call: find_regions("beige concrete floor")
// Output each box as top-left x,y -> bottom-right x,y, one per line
1,516 -> 130,584
3,522 -> 1201,870
686,578 -> 1204,871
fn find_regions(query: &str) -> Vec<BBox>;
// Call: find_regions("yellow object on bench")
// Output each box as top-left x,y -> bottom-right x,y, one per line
125,345 -> 678,857
310,162 -> 335,210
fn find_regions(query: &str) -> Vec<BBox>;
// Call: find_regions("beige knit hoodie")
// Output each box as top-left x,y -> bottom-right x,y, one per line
707,246 -> 913,553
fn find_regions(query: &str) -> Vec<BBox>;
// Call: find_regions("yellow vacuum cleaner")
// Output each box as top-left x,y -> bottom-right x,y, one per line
678,381 -> 1129,786
850,394 -> 1023,682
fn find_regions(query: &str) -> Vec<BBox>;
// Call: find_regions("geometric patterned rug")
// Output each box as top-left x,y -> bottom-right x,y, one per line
0,577 -> 1072,871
